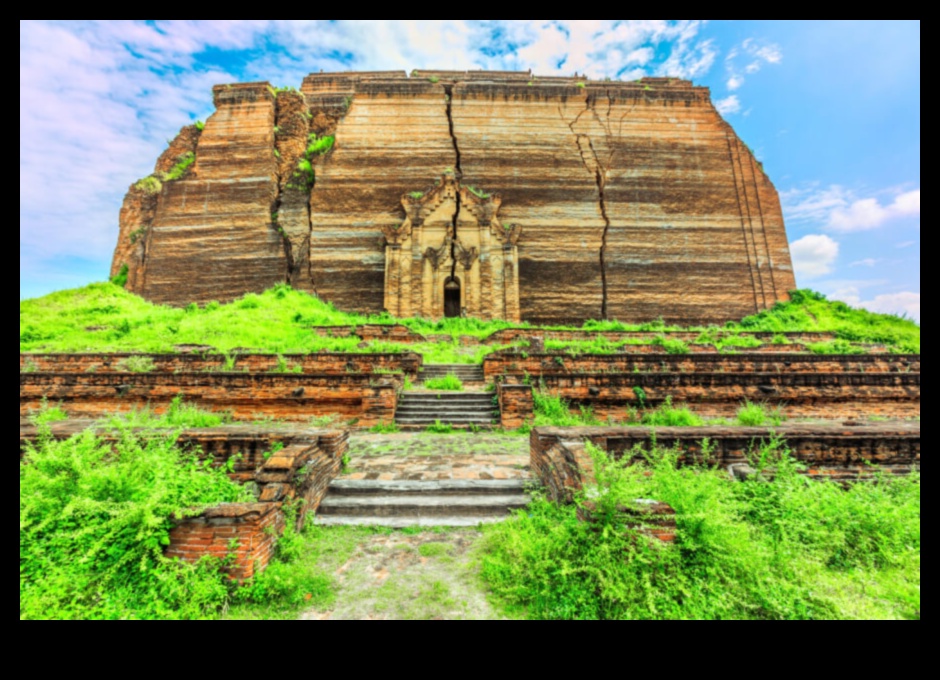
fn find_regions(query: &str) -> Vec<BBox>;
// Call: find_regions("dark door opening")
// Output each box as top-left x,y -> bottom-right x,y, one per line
444,277 -> 461,318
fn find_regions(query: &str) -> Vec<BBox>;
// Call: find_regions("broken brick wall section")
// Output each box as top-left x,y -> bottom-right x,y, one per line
166,503 -> 281,581
21,424 -> 349,580
530,423 -> 921,485
496,382 -> 534,429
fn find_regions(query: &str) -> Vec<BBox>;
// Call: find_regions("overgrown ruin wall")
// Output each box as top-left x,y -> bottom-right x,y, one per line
113,71 -> 796,325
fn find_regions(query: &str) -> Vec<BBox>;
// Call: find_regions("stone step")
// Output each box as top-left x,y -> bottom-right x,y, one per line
328,479 -> 529,496
395,404 -> 497,413
317,493 -> 530,517
395,418 -> 498,425
399,394 -> 494,402
315,515 -> 510,528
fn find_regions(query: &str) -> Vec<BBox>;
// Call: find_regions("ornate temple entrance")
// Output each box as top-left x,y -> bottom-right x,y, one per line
382,171 -> 522,321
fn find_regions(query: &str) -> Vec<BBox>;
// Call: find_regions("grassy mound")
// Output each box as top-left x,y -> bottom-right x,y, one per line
20,283 -> 919,356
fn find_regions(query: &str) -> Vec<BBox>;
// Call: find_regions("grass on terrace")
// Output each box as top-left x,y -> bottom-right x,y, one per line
20,284 -> 919,358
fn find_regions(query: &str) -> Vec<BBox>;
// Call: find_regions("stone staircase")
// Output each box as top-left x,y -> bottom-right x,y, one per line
395,392 -> 498,428
316,479 -> 531,527
418,364 -> 484,386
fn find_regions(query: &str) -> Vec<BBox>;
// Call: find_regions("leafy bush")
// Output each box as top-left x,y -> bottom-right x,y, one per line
111,264 -> 129,288
164,152 -> 195,181
479,441 -> 920,620
735,401 -> 784,427
423,374 -> 464,391
20,426 -> 251,619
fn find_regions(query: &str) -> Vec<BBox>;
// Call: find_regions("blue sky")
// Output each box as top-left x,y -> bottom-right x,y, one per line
19,20 -> 920,320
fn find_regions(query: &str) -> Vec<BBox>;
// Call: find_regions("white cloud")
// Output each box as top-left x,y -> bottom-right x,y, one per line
790,234 -> 839,279
850,258 -> 878,267
896,240 -> 917,249
715,95 -> 741,115
830,288 -> 920,322
782,185 -> 921,232
723,37 -> 782,94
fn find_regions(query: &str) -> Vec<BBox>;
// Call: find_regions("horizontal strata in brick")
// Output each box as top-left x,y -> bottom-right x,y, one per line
485,352 -> 920,379
20,352 -> 422,379
20,372 -> 399,425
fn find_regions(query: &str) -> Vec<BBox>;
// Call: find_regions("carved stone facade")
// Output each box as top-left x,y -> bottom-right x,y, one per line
382,172 -> 522,321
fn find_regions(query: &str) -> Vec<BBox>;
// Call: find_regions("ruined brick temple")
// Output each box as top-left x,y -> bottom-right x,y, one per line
111,70 -> 797,325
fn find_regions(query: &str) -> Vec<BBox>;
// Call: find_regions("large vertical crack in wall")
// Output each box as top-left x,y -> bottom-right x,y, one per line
444,84 -> 462,284
563,93 -> 613,319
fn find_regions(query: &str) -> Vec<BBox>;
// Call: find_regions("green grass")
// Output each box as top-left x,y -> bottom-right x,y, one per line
101,395 -> 232,429
479,440 -> 920,620
638,397 -> 705,426
532,389 -> 600,427
423,375 -> 464,391
20,285 -> 919,363
736,401 -> 785,427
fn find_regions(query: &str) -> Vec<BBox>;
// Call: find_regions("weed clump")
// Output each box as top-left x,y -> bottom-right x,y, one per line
423,374 -> 464,391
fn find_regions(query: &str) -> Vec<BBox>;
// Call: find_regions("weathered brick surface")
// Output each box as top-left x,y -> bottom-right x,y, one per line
166,503 -> 281,580
114,72 -> 797,325
531,423 -> 921,487
21,423 -> 348,579
517,372 -> 920,420
482,329 -> 835,346
20,352 -> 422,379
20,372 -> 399,425
496,382 -> 534,429
484,352 -> 919,380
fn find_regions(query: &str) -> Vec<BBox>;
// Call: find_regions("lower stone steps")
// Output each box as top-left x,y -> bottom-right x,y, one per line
316,479 -> 532,527
396,391 -> 498,428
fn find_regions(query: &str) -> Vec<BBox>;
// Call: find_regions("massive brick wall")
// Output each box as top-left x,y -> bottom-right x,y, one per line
130,83 -> 287,304
114,71 -> 796,325
20,372 -> 399,425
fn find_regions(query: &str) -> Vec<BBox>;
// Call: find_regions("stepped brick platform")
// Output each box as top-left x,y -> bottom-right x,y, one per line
20,351 -> 422,379
498,372 -> 920,421
484,352 -> 919,380
531,423 -> 921,494
20,372 -> 400,426
21,422 -> 348,580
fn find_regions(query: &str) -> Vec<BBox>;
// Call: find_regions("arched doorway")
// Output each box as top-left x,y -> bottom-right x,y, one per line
444,277 -> 461,318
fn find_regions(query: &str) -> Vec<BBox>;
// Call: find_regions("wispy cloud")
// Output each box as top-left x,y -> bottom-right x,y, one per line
790,234 -> 839,278
782,185 -> 920,232
724,37 -> 782,93
715,95 -> 741,115
850,258 -> 878,267
829,287 -> 920,322
896,240 -> 918,249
